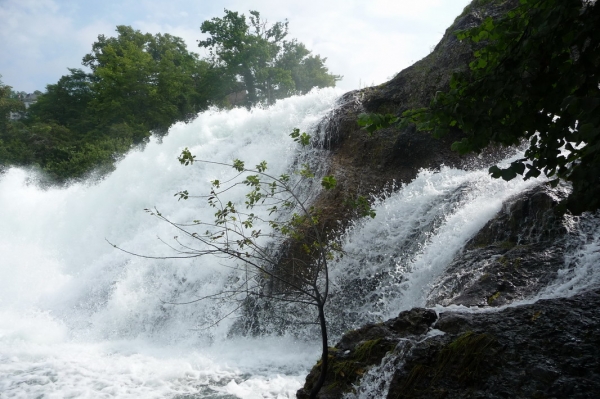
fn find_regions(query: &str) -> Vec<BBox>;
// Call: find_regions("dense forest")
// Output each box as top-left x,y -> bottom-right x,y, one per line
0,10 -> 340,182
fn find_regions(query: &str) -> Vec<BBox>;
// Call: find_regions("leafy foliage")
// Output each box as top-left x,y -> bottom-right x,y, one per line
366,0 -> 600,214
119,130 -> 375,398
1,27 -> 225,180
82,26 -> 217,136
0,76 -> 25,133
2,13 -> 341,182
199,9 -> 341,107
357,112 -> 399,135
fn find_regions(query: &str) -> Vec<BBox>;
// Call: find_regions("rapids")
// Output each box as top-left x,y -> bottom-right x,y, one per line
1,89 -> 598,398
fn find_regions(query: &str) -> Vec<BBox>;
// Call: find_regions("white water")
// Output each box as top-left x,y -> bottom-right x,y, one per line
0,90 -> 339,398
325,159 -> 543,333
1,89 -> 599,398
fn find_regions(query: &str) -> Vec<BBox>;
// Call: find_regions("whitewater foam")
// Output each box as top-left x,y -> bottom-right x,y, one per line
0,89 -> 339,398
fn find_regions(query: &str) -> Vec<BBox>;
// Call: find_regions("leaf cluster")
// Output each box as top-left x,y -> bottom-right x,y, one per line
357,113 -> 399,135
361,0 -> 600,214
199,9 -> 341,107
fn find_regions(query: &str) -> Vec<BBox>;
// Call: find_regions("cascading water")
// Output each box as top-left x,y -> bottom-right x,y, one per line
1,89 -> 599,398
0,90 -> 338,398
325,161 -> 545,334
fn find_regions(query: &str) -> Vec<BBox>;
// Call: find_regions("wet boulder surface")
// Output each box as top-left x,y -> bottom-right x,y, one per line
297,308 -> 438,399
426,184 -> 572,308
388,289 -> 600,399
298,181 -> 600,398
298,289 -> 600,399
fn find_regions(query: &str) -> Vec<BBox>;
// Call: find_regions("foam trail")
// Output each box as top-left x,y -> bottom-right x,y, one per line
537,212 -> 600,299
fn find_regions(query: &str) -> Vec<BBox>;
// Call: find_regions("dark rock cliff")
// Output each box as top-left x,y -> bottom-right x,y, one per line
426,183 -> 572,308
388,289 -> 600,399
298,183 -> 600,398
310,0 -> 518,233
299,290 -> 600,399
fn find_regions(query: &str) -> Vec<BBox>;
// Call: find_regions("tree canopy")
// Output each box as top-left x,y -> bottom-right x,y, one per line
2,12 -> 341,181
2,26 -> 226,180
0,76 -> 24,132
81,26 -> 217,136
400,0 -> 599,214
199,9 -> 341,106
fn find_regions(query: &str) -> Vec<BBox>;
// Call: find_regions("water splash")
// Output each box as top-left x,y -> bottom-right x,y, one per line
0,89 -> 340,398
2,86 -> 598,398
325,157 -> 542,335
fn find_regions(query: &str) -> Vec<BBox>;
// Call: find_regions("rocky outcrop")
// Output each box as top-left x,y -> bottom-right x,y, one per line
311,0 -> 518,232
296,1 -> 600,397
297,308 -> 438,399
298,289 -> 600,399
388,289 -> 600,399
298,181 -> 600,398
427,184 -> 572,308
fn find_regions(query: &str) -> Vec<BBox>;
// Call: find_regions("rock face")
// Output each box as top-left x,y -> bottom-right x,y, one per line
310,0 -> 518,233
426,184 -> 572,308
387,290 -> 600,399
299,290 -> 600,399
297,308 -> 437,399
298,183 -> 600,399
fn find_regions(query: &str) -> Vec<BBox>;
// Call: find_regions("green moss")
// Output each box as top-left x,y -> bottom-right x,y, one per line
396,331 -> 498,398
331,359 -> 364,382
308,337 -> 397,395
487,291 -> 501,305
354,338 -> 382,361
436,331 -> 497,383
498,240 -> 516,249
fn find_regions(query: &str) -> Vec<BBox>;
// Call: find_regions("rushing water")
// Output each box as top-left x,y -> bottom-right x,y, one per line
1,89 -> 598,398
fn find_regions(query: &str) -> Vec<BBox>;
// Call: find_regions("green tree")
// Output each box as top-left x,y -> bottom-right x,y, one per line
199,10 -> 340,106
82,26 -> 216,139
277,40 -> 341,94
113,130 -> 375,399
0,75 -> 25,132
366,0 -> 599,214
27,68 -> 94,130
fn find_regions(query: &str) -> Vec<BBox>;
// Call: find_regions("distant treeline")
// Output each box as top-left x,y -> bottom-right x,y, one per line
0,10 -> 340,182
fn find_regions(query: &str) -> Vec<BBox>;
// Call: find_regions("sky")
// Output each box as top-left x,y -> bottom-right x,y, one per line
0,0 -> 472,94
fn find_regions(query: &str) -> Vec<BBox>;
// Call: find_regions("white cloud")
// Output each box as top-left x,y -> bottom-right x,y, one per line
0,0 -> 77,90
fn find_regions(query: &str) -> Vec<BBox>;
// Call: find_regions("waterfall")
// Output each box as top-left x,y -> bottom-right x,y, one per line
0,89 -> 338,398
1,89 -> 598,398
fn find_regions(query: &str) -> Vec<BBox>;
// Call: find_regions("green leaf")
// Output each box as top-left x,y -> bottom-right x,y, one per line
232,159 -> 245,171
321,175 -> 337,190
178,148 -> 196,166
256,160 -> 267,172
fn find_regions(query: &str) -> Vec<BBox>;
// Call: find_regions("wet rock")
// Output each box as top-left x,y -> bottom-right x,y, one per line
387,290 -> 600,399
385,308 -> 438,336
427,184 -> 572,307
297,308 -> 437,399
304,0 -> 519,235
299,290 -> 600,399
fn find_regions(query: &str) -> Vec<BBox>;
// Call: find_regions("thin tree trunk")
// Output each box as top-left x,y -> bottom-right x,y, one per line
242,69 -> 257,107
310,302 -> 328,399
